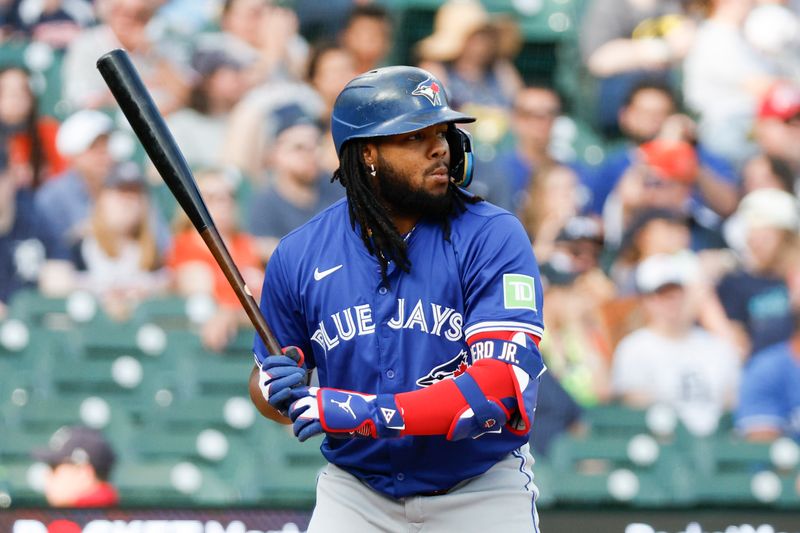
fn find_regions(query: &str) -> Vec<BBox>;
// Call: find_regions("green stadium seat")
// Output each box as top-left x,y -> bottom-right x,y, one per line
583,404 -> 649,437
131,295 -> 192,330
0,460 -> 46,506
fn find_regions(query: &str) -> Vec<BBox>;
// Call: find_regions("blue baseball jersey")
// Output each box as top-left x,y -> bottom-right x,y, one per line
254,197 -> 545,498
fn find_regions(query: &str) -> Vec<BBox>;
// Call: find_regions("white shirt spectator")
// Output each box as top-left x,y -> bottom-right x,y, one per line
612,326 -> 740,435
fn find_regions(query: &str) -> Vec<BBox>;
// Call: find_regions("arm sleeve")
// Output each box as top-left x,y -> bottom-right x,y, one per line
396,358 -> 517,436
253,245 -> 315,368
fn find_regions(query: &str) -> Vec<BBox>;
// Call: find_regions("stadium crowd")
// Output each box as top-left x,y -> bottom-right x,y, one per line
1,0 -> 800,465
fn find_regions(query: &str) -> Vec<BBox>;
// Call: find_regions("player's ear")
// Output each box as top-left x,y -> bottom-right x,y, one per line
361,143 -> 378,168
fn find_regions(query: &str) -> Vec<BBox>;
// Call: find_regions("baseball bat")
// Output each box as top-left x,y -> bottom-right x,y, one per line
96,48 -> 282,356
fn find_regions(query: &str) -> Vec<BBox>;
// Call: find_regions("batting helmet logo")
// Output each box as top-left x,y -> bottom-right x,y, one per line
412,78 -> 442,106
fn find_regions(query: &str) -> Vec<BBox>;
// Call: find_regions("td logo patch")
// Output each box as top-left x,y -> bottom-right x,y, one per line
503,274 -> 537,311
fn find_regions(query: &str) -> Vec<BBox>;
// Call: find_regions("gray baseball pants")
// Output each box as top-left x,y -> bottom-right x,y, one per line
306,444 -> 541,533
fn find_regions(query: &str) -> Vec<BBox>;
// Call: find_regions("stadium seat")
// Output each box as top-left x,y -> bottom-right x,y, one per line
583,404 -> 649,437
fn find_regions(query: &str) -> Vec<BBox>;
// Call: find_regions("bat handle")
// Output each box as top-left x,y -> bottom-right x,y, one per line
200,228 -> 282,355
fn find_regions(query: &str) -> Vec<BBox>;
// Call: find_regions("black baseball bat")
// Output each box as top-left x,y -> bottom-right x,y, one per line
96,48 -> 282,355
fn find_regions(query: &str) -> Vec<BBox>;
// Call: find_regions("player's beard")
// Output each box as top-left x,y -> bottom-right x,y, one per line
374,156 -> 453,220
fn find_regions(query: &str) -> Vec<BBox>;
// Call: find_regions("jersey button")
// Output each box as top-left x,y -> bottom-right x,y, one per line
378,286 -> 388,295
386,369 -> 395,379
396,473 -> 405,481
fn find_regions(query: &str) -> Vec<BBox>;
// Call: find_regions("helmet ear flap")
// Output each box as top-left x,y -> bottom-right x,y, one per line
446,126 -> 474,188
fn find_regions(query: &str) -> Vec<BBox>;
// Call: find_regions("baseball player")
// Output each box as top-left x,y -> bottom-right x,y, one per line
248,66 -> 546,532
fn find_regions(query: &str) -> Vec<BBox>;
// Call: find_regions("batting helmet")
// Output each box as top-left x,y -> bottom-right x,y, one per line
331,66 -> 476,187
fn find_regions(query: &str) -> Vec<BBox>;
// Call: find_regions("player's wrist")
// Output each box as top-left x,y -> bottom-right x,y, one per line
317,388 -> 405,439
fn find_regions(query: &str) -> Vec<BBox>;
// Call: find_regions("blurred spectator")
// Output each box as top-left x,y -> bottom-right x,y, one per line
579,0 -> 694,136
604,138 -> 729,250
294,0 -> 355,43
683,0 -> 778,166
220,20 -> 323,180
338,4 -> 393,74
490,85 -> 562,212
740,152 -> 795,195
518,164 -> 583,263
477,84 -> 565,212
528,371 -> 585,457
743,2 -> 800,80
538,216 -> 615,407
167,169 -> 262,351
612,208 -> 692,294
752,82 -> 800,189
201,0 -> 309,88
735,313 -> 800,442
36,110 -> 172,255
612,252 -> 740,436
35,110 -> 114,249
16,0 -> 95,49
70,162 -> 167,320
584,80 -> 738,222
150,0 -> 221,37
0,66 -> 67,188
717,188 -> 800,356
247,103 -> 343,263
166,46 -> 248,169
416,0 -> 522,148
305,42 -> 357,175
62,0 -> 190,113
32,425 -> 118,507
0,145 -> 71,318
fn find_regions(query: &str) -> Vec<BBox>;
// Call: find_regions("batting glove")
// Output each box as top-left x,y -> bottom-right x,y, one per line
258,346 -> 308,415
288,387 -> 405,442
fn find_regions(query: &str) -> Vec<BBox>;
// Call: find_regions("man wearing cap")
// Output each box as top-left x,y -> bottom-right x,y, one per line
584,81 -> 738,223
611,252 -> 740,435
33,425 -> 118,507
249,66 -> 546,531
36,110 -> 171,256
247,103 -> 343,263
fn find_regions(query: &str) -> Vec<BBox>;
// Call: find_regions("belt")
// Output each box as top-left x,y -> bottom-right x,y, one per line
418,488 -> 451,497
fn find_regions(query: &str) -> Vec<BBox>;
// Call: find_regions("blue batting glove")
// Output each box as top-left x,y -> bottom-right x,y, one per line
288,386 -> 405,442
258,346 -> 308,415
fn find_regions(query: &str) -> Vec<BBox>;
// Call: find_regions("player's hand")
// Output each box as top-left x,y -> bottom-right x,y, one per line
288,387 -> 405,442
258,346 -> 308,415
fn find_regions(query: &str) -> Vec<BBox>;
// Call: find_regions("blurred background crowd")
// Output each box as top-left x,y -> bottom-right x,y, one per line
2,0 -> 800,510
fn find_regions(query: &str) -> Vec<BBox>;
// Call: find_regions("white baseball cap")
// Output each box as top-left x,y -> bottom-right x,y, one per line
636,251 -> 699,294
737,188 -> 799,232
56,110 -> 114,157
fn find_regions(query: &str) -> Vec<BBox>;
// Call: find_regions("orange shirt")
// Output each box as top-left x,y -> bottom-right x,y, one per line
8,117 -> 68,181
167,230 -> 261,309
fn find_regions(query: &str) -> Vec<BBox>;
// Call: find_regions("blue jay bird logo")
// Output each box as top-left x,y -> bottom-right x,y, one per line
416,349 -> 469,387
412,78 -> 442,106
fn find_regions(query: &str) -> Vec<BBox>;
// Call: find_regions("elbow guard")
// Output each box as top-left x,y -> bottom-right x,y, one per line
462,334 -> 546,438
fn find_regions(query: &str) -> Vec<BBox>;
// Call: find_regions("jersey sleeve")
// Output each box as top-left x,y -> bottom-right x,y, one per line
461,213 -> 544,343
253,244 -> 315,369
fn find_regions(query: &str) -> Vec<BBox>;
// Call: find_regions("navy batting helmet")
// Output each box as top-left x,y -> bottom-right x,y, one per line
331,66 -> 476,187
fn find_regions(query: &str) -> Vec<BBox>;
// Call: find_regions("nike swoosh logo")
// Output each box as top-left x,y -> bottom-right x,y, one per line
313,264 -> 343,281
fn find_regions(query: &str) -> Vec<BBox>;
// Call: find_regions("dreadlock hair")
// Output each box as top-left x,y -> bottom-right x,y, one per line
332,138 -> 482,285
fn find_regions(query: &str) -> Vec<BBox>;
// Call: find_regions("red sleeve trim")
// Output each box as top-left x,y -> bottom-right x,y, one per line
467,329 -> 541,347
